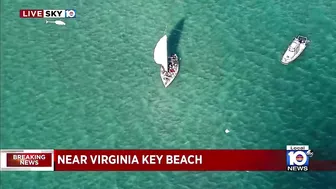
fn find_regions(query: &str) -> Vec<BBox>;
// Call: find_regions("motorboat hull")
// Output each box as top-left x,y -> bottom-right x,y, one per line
281,44 -> 307,65
160,56 -> 180,88
281,36 -> 309,65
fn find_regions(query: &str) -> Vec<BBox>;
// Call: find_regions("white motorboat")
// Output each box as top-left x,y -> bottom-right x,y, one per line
281,35 -> 310,65
153,35 -> 180,88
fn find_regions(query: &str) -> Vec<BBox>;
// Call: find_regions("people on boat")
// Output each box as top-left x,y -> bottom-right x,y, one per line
164,71 -> 172,77
168,56 -> 176,68
298,36 -> 305,43
162,54 -> 178,79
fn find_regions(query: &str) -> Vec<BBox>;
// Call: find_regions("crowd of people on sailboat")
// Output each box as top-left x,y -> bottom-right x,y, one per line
162,54 -> 179,81
169,54 -> 178,72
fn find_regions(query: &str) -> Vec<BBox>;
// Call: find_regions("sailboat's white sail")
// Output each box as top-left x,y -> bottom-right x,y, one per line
153,35 -> 168,71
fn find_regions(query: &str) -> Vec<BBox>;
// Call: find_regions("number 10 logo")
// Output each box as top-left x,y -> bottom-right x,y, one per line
65,9 -> 76,18
288,151 -> 309,166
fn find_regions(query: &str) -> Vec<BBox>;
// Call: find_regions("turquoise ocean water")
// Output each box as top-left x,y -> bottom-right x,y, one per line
1,0 -> 336,188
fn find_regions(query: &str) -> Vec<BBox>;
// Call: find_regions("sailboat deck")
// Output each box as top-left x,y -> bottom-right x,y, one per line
160,58 -> 179,88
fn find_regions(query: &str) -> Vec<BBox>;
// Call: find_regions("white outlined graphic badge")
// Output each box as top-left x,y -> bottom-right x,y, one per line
65,10 -> 76,18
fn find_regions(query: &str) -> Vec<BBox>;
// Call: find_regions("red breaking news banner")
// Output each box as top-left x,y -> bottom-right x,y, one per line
54,149 -> 336,171
0,150 -> 54,171
7,153 -> 52,167
1,149 -> 335,171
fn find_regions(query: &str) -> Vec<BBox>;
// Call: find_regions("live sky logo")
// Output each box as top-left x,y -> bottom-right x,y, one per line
19,9 -> 76,18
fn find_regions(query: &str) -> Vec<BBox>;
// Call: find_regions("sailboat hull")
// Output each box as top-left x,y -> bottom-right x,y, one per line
160,56 -> 180,88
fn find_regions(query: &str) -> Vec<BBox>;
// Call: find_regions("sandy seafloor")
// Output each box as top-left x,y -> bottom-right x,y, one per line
1,0 -> 336,188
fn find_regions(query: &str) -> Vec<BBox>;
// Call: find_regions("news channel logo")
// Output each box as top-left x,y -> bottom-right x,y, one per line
286,145 -> 313,172
65,9 -> 76,18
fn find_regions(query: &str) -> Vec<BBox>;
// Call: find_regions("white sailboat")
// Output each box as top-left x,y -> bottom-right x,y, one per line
153,35 -> 180,88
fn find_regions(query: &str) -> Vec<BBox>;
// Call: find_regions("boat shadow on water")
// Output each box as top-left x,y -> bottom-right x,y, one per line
167,18 -> 185,65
